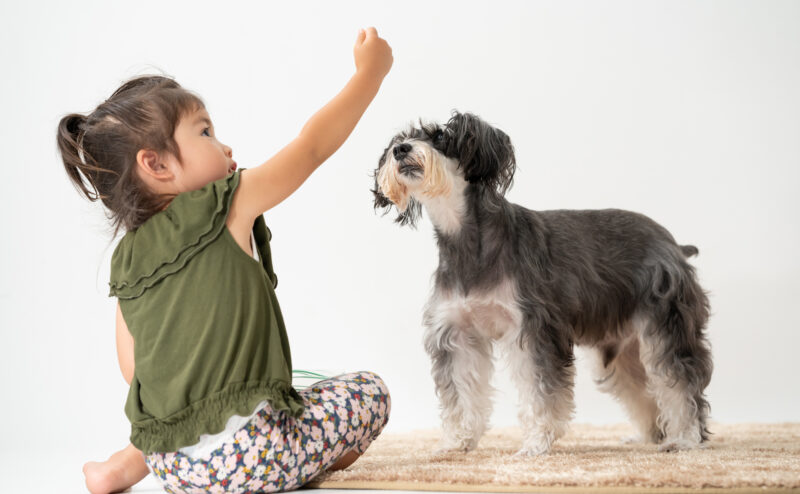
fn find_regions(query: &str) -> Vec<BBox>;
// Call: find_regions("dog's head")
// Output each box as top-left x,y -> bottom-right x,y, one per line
372,111 -> 516,226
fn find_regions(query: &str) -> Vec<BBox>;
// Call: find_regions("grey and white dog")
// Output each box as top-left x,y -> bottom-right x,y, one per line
371,112 -> 713,455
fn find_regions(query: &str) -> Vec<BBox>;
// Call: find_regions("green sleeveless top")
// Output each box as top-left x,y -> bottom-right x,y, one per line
108,170 -> 304,454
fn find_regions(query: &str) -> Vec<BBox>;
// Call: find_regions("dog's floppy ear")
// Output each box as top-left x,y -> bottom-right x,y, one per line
372,143 -> 394,210
445,111 -> 516,194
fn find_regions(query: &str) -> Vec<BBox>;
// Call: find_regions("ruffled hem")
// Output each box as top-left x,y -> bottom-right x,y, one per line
108,171 -> 240,300
131,380 -> 305,454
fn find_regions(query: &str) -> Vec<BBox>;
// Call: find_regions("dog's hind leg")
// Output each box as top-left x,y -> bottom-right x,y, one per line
636,262 -> 713,451
424,322 -> 494,453
588,336 -> 664,444
506,320 -> 576,455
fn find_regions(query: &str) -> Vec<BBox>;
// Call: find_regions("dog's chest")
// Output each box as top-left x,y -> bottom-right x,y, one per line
431,280 -> 523,340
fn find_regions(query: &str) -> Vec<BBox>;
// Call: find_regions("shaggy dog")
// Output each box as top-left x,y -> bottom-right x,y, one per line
371,112 -> 712,455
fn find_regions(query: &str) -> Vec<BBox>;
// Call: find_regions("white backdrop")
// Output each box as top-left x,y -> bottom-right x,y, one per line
1,1 -> 798,492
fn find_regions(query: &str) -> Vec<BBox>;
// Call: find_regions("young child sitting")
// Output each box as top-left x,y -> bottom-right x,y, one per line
57,27 -> 393,494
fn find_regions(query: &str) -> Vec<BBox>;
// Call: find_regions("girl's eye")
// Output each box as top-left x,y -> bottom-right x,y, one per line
201,128 -> 211,137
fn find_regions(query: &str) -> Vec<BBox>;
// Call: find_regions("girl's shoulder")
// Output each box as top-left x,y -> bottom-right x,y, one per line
108,171 -> 241,300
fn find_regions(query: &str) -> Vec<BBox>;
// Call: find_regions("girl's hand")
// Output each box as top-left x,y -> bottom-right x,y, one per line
354,27 -> 393,80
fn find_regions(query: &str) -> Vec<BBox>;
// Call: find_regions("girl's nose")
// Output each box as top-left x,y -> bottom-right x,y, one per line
223,144 -> 233,158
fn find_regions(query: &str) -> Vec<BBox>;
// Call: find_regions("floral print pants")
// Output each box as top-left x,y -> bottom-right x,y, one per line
145,371 -> 390,493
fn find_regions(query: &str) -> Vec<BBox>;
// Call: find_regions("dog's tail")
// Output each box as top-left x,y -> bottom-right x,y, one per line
680,245 -> 699,258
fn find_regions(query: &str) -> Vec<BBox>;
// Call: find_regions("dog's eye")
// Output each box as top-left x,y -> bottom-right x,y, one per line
433,130 -> 444,144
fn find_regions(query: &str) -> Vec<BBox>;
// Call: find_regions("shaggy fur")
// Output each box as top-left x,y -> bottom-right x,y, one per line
371,112 -> 713,455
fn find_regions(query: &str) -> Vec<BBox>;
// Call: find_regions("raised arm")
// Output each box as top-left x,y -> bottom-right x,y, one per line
230,27 -> 393,225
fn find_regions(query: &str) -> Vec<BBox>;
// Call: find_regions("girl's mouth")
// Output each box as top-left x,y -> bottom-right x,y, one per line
230,162 -> 237,172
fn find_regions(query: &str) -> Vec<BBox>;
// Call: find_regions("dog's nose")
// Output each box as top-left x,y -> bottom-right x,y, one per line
393,143 -> 412,160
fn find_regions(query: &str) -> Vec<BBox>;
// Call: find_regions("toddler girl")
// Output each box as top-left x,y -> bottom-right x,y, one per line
58,28 -> 393,494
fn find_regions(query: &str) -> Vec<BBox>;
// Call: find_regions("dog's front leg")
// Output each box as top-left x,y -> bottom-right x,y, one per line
423,320 -> 494,453
505,319 -> 576,455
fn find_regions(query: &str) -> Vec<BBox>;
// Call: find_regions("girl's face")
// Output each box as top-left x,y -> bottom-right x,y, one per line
170,107 -> 237,192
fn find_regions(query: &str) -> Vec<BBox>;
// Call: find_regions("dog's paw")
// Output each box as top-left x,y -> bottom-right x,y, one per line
513,444 -> 551,457
433,439 -> 476,455
657,438 -> 704,452
622,427 -> 664,445
620,435 -> 645,445
514,436 -> 552,456
433,446 -> 468,455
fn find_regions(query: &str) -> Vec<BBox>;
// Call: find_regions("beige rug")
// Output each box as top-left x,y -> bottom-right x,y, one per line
308,423 -> 800,493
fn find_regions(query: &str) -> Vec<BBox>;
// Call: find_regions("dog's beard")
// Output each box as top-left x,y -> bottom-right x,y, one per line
377,144 -> 452,213
377,158 -> 410,211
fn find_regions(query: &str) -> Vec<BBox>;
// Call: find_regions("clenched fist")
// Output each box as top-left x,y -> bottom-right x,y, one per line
354,27 -> 393,80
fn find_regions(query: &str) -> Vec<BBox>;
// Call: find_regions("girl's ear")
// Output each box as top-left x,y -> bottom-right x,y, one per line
136,149 -> 173,180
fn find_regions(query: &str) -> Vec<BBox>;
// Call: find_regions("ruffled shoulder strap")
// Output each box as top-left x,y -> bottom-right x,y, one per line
109,171 -> 240,300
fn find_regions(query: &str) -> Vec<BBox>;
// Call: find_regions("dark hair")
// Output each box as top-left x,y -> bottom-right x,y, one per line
57,75 -> 205,236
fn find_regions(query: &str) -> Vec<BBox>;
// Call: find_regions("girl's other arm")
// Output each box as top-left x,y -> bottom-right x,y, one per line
115,301 -> 134,385
83,304 -> 145,494
229,27 -> 392,225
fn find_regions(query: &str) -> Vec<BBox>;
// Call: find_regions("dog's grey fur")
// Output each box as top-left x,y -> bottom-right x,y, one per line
372,112 -> 713,455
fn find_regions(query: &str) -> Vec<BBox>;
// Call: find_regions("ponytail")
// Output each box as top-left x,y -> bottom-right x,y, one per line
57,113 -> 116,203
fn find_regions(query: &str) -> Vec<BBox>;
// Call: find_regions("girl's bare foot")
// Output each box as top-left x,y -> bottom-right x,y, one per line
83,460 -> 125,494
328,450 -> 360,471
83,443 -> 149,494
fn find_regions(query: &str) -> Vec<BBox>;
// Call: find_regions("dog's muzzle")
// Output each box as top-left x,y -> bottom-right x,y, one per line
393,143 -> 423,177
397,160 -> 423,177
